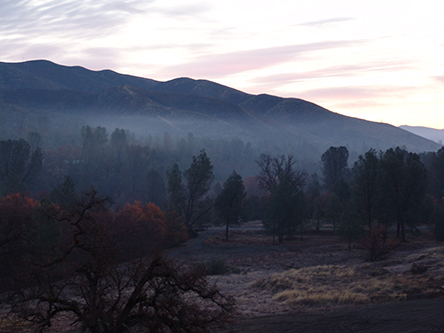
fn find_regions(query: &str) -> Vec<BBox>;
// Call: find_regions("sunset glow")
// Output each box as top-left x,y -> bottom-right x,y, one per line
2,0 -> 443,128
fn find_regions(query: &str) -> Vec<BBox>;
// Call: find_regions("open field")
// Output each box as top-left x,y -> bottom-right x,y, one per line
171,221 -> 444,332
2,221 -> 444,332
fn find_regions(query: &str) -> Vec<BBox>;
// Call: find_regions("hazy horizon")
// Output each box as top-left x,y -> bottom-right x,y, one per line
1,1 -> 443,129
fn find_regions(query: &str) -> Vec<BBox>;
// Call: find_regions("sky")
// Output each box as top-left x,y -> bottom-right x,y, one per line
1,0 -> 444,129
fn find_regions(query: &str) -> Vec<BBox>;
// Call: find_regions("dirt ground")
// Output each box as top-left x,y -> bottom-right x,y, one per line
170,222 -> 444,332
3,222 -> 444,332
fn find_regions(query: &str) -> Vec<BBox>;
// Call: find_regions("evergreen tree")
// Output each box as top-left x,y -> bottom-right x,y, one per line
351,149 -> 380,231
168,149 -> 215,232
216,171 -> 246,241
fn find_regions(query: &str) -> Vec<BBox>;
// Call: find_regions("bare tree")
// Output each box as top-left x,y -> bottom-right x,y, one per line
8,190 -> 234,332
256,154 -> 306,244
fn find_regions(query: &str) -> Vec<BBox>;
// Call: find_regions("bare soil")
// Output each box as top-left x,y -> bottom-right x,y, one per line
4,222 -> 444,332
170,222 -> 444,332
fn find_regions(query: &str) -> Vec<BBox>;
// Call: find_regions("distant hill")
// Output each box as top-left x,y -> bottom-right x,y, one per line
0,60 -> 441,157
399,125 -> 444,146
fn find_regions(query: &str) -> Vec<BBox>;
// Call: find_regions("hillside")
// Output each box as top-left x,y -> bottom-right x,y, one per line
399,125 -> 444,146
0,60 -> 441,156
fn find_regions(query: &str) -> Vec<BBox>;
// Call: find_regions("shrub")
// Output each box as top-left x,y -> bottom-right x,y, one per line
195,259 -> 229,276
361,225 -> 399,262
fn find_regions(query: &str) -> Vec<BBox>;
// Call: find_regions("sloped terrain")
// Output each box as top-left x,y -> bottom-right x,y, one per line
0,60 -> 441,154
170,223 -> 444,332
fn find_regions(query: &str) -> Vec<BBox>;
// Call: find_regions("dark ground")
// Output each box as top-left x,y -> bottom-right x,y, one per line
221,299 -> 444,332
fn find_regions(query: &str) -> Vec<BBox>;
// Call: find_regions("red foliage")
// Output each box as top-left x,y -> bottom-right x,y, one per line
361,224 -> 399,262
113,201 -> 187,256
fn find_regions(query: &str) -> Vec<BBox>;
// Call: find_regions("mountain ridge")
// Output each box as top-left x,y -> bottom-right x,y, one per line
0,59 -> 440,155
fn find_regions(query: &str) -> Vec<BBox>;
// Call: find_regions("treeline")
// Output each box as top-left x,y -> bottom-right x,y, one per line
2,127 -> 444,331
259,145 -> 443,245
0,126 -> 259,206
1,128 -> 444,244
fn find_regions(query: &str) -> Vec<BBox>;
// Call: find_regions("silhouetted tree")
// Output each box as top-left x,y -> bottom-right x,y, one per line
321,146 -> 350,200
110,128 -> 128,162
9,190 -> 233,332
379,147 -> 427,241
0,139 -> 43,195
351,149 -> 380,231
216,171 -> 246,241
428,147 -> 444,199
338,202 -> 365,250
167,149 -> 215,232
256,154 -> 306,244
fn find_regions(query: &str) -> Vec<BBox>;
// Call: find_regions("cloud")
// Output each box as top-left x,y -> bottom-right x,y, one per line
296,17 -> 355,27
157,39 -> 367,79
250,60 -> 414,85
298,85 -> 416,103
150,2 -> 211,16
0,0 -> 154,40
434,76 -> 444,83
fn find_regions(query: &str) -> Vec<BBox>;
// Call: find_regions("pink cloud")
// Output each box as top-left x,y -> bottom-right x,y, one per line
156,40 -> 367,79
296,17 -> 355,27
298,86 -> 416,102
250,60 -> 413,86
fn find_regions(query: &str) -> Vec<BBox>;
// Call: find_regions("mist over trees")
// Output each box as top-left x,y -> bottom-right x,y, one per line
2,61 -> 444,332
2,120 -> 444,331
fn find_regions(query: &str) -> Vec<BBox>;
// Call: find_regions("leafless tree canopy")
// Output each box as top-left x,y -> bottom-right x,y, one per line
7,190 -> 234,333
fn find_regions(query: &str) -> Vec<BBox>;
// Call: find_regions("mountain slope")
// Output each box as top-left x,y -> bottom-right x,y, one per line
0,60 -> 441,154
399,125 -> 444,145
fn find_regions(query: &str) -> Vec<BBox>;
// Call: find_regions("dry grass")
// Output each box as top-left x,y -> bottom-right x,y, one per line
249,264 -> 412,307
0,316 -> 33,333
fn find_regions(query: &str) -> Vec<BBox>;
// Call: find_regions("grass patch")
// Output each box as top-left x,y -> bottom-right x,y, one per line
0,316 -> 33,333
250,264 -> 409,306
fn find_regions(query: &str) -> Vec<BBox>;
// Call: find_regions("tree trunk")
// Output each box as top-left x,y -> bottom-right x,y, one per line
225,216 -> 229,241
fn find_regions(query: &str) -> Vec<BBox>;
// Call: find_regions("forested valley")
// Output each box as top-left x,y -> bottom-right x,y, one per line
1,124 -> 444,332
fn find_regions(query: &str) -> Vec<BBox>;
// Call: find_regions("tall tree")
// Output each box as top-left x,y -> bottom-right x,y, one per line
429,147 -> 444,199
256,154 -> 306,244
216,171 -> 246,241
168,149 -> 215,231
351,149 -> 380,231
338,202 -> 365,250
321,146 -> 350,198
110,128 -> 128,162
379,147 -> 428,241
0,139 -> 43,195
